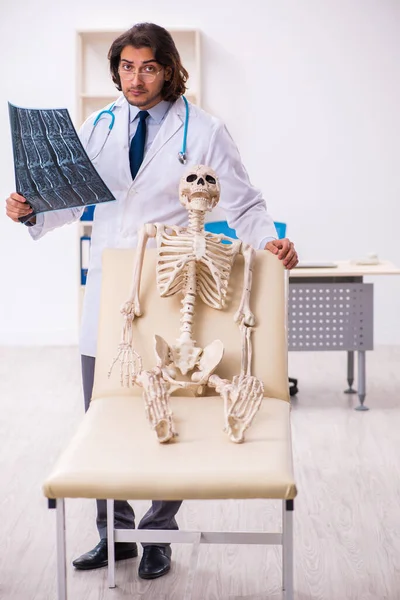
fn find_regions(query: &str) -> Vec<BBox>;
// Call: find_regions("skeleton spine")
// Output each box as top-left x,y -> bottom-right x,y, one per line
178,210 -> 206,341
187,210 -> 204,234
179,262 -> 197,341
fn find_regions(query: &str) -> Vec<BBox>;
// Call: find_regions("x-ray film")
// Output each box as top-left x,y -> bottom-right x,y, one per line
8,102 -> 115,222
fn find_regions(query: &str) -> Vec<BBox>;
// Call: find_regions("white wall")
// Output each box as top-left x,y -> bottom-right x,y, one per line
0,0 -> 399,345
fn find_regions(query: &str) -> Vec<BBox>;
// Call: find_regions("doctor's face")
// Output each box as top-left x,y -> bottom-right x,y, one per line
118,45 -> 171,110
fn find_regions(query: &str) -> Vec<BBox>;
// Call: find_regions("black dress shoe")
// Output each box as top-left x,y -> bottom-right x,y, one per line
138,545 -> 172,580
72,539 -> 138,570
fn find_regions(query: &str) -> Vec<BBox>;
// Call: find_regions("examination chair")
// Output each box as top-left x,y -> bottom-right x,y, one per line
43,248 -> 297,600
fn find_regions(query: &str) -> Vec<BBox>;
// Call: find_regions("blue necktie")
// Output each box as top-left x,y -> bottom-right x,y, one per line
129,110 -> 149,179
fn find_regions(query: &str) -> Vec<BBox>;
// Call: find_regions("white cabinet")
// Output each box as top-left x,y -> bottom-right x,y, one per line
77,28 -> 201,309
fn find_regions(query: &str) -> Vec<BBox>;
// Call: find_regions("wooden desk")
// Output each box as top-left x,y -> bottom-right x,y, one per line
288,261 -> 400,410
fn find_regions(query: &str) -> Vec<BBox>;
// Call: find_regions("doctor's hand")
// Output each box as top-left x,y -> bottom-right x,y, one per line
265,238 -> 298,270
5,192 -> 35,224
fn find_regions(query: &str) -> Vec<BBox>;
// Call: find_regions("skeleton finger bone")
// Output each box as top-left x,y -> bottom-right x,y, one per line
108,342 -> 143,387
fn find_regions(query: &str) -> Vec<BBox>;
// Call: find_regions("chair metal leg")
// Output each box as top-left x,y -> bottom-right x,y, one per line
282,499 -> 294,600
355,350 -> 369,411
344,350 -> 357,394
56,499 -> 67,600
107,500 -> 116,588
183,533 -> 201,600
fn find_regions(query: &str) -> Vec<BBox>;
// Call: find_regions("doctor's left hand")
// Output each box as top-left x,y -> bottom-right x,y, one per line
265,238 -> 298,270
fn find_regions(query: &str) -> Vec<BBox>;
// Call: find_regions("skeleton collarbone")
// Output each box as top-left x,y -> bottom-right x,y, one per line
156,225 -> 241,304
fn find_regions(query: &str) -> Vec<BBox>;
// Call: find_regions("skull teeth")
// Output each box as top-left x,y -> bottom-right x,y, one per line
188,190 -> 210,198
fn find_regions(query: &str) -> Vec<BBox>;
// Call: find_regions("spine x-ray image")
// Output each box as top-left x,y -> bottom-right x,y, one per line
8,103 -> 115,222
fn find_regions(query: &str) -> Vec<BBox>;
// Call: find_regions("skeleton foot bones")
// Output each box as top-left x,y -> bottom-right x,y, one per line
135,368 -> 176,444
209,374 -> 264,444
109,165 -> 265,444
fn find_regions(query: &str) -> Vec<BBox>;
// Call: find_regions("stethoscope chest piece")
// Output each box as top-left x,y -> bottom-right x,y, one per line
178,152 -> 187,165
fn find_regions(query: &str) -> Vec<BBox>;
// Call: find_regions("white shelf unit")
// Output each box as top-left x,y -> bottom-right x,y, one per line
77,28 -> 202,311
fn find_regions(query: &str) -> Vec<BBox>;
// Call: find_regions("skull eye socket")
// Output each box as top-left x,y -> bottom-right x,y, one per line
186,174 -> 197,182
206,175 -> 216,184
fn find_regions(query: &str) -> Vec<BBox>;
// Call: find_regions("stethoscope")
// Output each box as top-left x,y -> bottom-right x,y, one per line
87,95 -> 189,164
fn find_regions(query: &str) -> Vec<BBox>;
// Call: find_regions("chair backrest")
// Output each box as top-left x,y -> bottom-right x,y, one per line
92,248 -> 289,402
204,220 -> 287,240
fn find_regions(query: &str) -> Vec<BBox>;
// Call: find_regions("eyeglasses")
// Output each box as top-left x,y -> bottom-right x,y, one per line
118,64 -> 164,83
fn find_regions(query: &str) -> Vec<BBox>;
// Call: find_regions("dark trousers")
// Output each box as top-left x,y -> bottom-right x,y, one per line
81,355 -> 182,542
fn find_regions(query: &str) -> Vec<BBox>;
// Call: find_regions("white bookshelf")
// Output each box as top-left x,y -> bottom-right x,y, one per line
77,28 -> 202,311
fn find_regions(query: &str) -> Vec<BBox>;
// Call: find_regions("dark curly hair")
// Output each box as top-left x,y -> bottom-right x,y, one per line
108,23 -> 188,102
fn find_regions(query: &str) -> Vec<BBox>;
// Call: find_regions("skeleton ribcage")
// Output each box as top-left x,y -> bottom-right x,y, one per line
156,227 -> 241,309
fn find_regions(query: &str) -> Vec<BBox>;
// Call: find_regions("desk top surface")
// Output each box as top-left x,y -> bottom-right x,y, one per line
290,260 -> 400,278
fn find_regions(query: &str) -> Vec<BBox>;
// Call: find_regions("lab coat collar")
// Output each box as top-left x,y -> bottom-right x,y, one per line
129,100 -> 172,125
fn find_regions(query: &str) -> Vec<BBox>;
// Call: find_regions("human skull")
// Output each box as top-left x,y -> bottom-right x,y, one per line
179,165 -> 220,212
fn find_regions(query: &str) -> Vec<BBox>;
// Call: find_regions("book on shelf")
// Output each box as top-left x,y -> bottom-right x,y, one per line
80,235 -> 91,285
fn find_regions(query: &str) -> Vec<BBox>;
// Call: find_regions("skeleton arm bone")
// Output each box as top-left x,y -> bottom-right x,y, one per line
122,223 -> 157,325
109,223 -> 157,386
234,243 -> 256,327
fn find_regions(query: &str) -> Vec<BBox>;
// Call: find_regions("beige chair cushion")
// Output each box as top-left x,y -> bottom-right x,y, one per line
43,395 -> 296,500
43,248 -> 296,501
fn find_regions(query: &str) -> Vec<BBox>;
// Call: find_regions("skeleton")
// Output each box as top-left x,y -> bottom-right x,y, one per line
109,165 -> 264,444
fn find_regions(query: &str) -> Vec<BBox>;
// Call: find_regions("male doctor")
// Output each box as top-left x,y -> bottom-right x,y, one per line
6,22 -> 298,580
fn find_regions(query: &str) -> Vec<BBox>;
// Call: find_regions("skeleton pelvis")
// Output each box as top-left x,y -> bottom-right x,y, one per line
171,339 -> 202,375
154,333 -> 201,376
191,339 -> 224,384
154,334 -> 224,381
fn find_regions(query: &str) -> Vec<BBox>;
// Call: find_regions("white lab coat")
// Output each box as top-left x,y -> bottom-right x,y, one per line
30,95 -> 277,357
